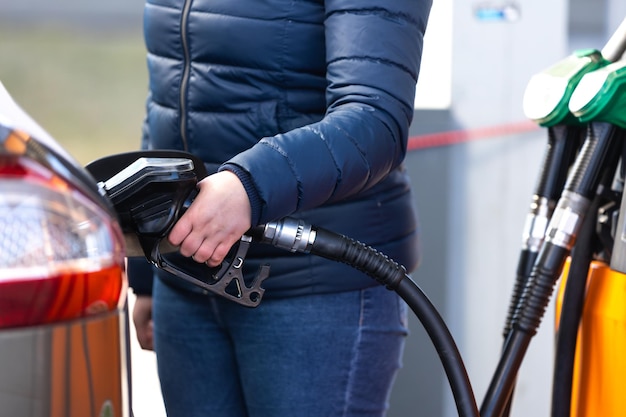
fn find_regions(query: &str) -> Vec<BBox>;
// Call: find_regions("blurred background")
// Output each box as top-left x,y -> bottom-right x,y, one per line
1,1 -> 625,417
0,0 -> 146,165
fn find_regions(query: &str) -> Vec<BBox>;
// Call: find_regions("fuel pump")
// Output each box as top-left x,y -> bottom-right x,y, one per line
550,59 -> 626,417
494,47 -> 610,417
510,47 -> 608,343
481,59 -> 626,417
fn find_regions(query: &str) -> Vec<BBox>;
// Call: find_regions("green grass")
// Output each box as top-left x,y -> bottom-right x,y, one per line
0,24 -> 148,165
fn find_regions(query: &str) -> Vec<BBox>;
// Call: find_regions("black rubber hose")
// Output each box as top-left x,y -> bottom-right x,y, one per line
502,125 -> 582,339
481,243 -> 569,417
503,249 -> 536,339
550,194 -> 599,417
250,221 -> 479,417
565,122 -> 620,197
500,126 -> 582,417
309,227 -> 480,417
537,125 -> 584,200
515,123 -> 621,336
480,122 -> 623,417
482,330 -> 532,417
395,278 -> 480,417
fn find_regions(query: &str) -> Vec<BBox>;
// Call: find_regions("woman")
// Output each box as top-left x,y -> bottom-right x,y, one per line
129,0 -> 432,416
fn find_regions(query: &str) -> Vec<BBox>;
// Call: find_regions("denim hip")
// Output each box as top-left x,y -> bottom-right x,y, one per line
152,276 -> 409,417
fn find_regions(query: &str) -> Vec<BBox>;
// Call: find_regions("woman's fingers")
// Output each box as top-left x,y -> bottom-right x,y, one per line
167,171 -> 252,266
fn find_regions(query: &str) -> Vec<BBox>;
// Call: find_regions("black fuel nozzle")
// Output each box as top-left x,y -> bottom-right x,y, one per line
85,150 -> 270,307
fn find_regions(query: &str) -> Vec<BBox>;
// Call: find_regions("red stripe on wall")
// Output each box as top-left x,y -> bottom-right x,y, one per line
407,120 -> 540,151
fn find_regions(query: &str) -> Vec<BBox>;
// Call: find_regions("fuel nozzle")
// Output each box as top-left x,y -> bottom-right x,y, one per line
86,150 -> 270,307
522,48 -> 609,127
100,155 -> 198,255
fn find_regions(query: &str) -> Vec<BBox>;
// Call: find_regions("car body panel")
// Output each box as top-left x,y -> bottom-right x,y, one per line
0,305 -> 130,417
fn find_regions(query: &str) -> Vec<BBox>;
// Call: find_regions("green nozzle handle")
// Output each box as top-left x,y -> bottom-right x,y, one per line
569,61 -> 626,129
522,49 -> 609,127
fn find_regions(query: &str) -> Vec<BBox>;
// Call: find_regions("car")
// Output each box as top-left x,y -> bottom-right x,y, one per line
0,82 -> 131,417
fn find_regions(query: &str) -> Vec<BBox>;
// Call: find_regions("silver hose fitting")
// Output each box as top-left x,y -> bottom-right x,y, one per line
260,217 -> 316,253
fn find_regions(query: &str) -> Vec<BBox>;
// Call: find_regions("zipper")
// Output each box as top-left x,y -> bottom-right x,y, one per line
179,0 -> 193,151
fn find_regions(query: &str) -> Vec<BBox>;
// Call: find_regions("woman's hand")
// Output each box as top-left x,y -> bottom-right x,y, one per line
132,295 -> 154,351
168,170 -> 252,267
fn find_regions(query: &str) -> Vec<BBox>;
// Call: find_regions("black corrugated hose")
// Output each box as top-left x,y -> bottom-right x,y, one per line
250,224 -> 480,417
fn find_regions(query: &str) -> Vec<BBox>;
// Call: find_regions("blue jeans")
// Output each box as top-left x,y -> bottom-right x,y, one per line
152,277 -> 409,417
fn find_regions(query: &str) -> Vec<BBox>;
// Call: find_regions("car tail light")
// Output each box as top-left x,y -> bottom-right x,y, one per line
0,132 -> 126,329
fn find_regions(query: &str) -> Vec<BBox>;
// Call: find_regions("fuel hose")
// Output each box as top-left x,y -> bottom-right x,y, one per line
502,124 -> 582,340
480,122 -> 624,417
250,220 -> 480,417
550,191 -> 600,417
